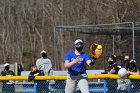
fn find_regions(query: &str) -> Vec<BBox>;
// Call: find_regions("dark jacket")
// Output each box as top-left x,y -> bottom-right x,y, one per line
28,70 -> 44,82
121,60 -> 130,70
1,70 -> 15,93
106,63 -> 119,84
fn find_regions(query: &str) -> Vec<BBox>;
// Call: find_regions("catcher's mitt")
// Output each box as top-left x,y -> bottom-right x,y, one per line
90,43 -> 103,60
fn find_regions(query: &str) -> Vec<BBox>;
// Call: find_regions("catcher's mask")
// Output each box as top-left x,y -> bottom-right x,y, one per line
74,39 -> 83,52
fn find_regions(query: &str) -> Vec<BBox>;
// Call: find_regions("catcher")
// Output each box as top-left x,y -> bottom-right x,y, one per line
90,43 -> 103,60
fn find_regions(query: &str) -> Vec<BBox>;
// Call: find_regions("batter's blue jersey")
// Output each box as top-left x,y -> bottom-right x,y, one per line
64,50 -> 91,74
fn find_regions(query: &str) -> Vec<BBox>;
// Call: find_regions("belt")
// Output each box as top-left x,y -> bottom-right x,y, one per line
69,72 -> 85,76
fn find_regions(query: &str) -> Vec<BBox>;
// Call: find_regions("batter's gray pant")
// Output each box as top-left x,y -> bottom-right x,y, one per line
65,73 -> 89,93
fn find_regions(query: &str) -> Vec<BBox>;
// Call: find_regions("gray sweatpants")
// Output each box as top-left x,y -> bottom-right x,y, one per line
65,73 -> 89,93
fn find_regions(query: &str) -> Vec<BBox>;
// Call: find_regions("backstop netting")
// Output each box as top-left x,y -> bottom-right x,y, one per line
53,22 -> 139,70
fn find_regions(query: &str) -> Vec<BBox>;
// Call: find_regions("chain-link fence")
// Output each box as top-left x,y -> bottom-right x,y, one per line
0,79 -> 105,93
53,22 -> 140,70
1,75 -> 140,93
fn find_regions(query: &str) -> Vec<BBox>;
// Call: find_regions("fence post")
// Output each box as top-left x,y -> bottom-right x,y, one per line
103,80 -> 107,93
34,81 -> 37,93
